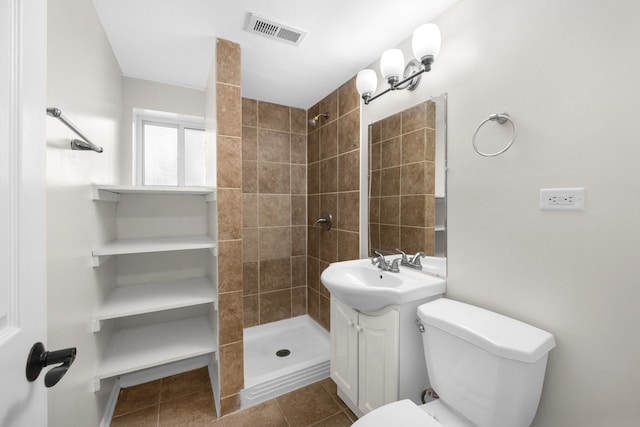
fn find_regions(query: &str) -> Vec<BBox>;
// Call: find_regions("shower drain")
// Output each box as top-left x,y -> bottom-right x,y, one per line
275,349 -> 291,357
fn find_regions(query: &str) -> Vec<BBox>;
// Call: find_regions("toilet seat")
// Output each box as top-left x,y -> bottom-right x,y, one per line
351,400 -> 444,427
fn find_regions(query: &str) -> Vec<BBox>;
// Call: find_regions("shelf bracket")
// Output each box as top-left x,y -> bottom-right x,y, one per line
92,319 -> 102,333
91,186 -> 121,202
210,246 -> 218,257
92,378 -> 102,393
92,254 -> 112,268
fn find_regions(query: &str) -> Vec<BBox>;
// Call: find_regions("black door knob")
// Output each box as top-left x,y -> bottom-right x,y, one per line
26,342 -> 77,387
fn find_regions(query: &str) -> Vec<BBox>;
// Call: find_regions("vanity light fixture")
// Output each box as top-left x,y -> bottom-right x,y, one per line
356,23 -> 441,105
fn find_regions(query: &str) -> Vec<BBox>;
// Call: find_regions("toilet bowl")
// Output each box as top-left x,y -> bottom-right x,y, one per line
352,298 -> 555,427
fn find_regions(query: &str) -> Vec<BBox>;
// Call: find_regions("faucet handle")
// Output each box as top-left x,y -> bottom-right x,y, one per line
411,251 -> 427,265
395,248 -> 409,262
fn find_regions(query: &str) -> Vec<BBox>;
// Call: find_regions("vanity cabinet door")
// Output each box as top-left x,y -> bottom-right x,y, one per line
330,297 -> 359,405
357,309 -> 400,414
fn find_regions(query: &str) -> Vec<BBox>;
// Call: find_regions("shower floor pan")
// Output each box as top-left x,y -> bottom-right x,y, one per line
241,315 -> 330,408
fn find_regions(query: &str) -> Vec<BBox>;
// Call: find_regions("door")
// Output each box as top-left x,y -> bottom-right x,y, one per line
330,297 -> 359,405
357,309 -> 399,414
0,0 -> 48,425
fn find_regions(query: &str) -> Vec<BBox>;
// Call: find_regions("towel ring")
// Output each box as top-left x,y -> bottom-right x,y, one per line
472,113 -> 517,157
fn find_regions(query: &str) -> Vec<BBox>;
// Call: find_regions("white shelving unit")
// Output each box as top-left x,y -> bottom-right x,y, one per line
91,185 -> 219,415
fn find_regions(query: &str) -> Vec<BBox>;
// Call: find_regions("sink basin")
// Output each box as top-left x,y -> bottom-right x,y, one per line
320,258 -> 446,311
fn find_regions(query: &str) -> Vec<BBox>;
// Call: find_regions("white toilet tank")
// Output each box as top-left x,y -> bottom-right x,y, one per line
417,299 -> 556,427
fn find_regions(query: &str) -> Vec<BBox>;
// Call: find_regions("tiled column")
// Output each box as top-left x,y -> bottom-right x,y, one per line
215,38 -> 244,415
307,77 -> 360,331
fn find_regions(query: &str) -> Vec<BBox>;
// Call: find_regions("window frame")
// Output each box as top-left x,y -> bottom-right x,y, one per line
134,110 -> 205,187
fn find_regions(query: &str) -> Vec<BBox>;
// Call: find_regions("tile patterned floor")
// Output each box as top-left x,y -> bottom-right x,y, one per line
110,367 -> 357,426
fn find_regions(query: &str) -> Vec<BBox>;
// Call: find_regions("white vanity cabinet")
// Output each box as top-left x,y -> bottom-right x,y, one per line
331,296 -> 400,416
91,185 -> 220,415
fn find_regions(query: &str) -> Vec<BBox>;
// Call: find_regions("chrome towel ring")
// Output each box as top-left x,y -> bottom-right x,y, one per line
472,113 -> 517,157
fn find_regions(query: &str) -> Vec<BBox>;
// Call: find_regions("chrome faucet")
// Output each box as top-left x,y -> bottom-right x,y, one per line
371,251 -> 400,273
396,249 -> 426,270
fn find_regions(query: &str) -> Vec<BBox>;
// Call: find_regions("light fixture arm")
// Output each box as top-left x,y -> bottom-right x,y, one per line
363,55 -> 433,105
357,22 -> 440,105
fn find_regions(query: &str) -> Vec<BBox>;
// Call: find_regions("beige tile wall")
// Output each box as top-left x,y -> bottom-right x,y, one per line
369,100 -> 436,256
307,77 -> 361,331
242,98 -> 308,327
215,38 -> 244,415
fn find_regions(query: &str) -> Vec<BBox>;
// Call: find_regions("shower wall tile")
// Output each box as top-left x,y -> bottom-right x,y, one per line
307,79 -> 360,333
219,291 -> 243,345
260,290 -> 292,324
258,162 -> 290,194
242,228 -> 258,262
243,262 -> 259,295
242,98 -> 308,327
292,226 -> 307,256
319,158 -> 338,194
220,342 -> 244,393
307,130 -> 320,164
292,256 -> 306,287
243,295 -> 259,328
338,77 -> 359,117
216,39 -> 241,86
292,286 -> 307,317
319,120 -> 338,160
217,189 -> 242,240
242,126 -> 258,161
218,240 -> 243,293
242,194 -> 258,228
291,134 -> 307,164
216,39 -> 243,415
217,84 -> 241,138
258,101 -> 290,132
338,150 -> 359,192
291,195 -> 306,226
338,108 -> 360,154
258,227 -> 291,261
402,102 -> 427,134
217,136 -> 242,189
291,165 -> 307,195
291,107 -> 307,135
258,195 -> 290,227
242,98 -> 257,127
319,295 -> 331,331
308,288 -> 319,322
338,231 -> 359,262
337,192 -> 359,232
258,129 -> 290,163
221,394 -> 241,416
260,258 -> 291,292
242,161 -> 257,193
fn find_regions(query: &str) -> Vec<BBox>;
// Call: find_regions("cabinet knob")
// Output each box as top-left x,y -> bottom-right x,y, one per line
355,325 -> 362,332
347,320 -> 354,327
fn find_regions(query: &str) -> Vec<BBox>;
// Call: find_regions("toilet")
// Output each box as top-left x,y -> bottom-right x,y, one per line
353,298 -> 556,427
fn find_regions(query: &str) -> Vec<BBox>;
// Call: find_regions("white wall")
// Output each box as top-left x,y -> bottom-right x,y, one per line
47,0 -> 122,425
361,0 -> 640,425
120,77 -> 206,184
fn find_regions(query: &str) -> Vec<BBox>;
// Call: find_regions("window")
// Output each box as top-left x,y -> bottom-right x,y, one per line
135,111 -> 206,186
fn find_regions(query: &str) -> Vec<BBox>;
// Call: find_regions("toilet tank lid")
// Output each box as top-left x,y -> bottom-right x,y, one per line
417,298 -> 556,363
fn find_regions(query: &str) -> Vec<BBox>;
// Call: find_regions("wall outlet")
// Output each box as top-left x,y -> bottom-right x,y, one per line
540,188 -> 585,211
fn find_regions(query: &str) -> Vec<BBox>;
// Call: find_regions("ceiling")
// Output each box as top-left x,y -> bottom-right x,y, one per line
93,0 -> 458,109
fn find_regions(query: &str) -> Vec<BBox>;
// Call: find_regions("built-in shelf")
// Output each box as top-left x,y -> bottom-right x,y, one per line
94,316 -> 217,387
92,235 -> 217,267
93,277 -> 216,332
92,184 -> 216,202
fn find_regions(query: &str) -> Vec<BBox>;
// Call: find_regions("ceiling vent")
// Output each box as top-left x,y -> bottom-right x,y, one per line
244,13 -> 307,46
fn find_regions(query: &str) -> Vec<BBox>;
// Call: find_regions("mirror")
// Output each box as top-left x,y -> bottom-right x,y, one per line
368,93 -> 447,263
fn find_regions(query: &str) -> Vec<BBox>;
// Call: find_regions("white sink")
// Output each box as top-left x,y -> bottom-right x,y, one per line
320,258 -> 446,311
